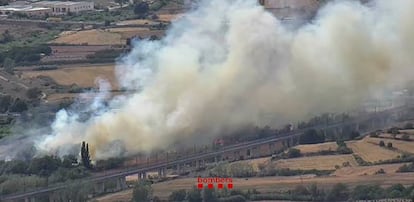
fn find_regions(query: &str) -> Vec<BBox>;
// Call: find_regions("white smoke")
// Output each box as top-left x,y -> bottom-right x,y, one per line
36,0 -> 414,159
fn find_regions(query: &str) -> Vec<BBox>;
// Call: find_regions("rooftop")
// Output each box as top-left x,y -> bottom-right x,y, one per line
0,5 -> 50,11
32,1 -> 92,6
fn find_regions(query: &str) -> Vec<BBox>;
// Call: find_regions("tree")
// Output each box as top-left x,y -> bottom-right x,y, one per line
203,187 -> 218,202
3,57 -> 14,73
62,154 -> 78,168
81,141 -> 91,169
299,129 -> 325,144
26,87 -> 41,99
379,141 -> 385,147
169,189 -> 187,201
28,155 -> 61,176
387,142 -> 393,148
286,148 -> 301,158
326,183 -> 349,201
9,98 -> 27,112
134,2 -> 149,17
132,181 -> 152,202
187,186 -> 202,202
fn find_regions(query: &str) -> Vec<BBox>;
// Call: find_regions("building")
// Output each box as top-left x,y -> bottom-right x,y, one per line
32,1 -> 94,15
0,5 -> 51,17
258,0 -> 319,21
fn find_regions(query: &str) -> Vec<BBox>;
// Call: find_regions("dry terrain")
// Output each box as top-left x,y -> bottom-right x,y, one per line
347,137 -> 401,163
53,29 -> 123,45
52,27 -> 165,45
332,163 -> 407,177
94,173 -> 414,201
293,142 -> 338,154
20,64 -> 118,90
274,154 -> 358,170
366,137 -> 414,154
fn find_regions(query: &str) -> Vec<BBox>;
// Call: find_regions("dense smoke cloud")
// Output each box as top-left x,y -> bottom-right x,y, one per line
37,0 -> 414,159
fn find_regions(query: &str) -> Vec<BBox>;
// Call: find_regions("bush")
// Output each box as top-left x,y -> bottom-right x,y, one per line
379,141 -> 385,147
187,186 -> 202,202
26,87 -> 41,99
352,185 -> 385,200
397,163 -> 414,173
169,189 -> 187,202
219,195 -> 246,202
132,181 -> 153,202
299,129 -> 325,145
326,183 -> 349,201
375,168 -> 386,175
286,148 -> 301,158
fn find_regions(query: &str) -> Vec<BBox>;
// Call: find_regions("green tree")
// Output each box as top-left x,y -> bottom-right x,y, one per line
203,187 -> 218,202
62,154 -> 78,168
26,87 -> 41,99
134,2 -> 149,17
379,141 -> 385,147
132,181 -> 153,202
28,155 -> 61,176
169,189 -> 187,201
326,183 -> 349,201
81,141 -> 92,169
286,148 -> 301,158
9,98 -> 27,112
299,129 -> 325,144
187,186 -> 202,202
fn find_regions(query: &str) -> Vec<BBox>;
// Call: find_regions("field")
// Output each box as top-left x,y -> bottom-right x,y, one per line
366,137 -> 414,154
293,142 -> 338,154
94,173 -> 414,201
347,138 -> 401,163
52,29 -> 123,45
20,64 -> 118,90
332,163 -> 407,177
274,154 -> 358,170
52,27 -> 165,45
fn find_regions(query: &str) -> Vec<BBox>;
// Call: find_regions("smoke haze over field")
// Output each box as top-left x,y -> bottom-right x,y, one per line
37,0 -> 414,159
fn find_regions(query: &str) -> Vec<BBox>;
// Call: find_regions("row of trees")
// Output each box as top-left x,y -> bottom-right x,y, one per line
0,45 -> 51,65
134,182 -> 414,202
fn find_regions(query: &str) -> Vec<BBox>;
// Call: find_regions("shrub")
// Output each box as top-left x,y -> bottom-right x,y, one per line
132,181 -> 153,202
286,148 -> 301,158
169,189 -> 187,202
379,141 -> 385,147
375,168 -> 386,175
397,163 -> 414,173
219,195 -> 246,202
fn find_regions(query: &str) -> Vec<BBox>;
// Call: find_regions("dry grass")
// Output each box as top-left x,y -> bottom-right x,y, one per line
94,173 -> 414,201
275,155 -> 358,170
293,142 -> 338,154
21,64 -> 118,89
366,137 -> 414,154
52,27 -> 165,45
332,163 -> 407,177
157,14 -> 183,22
347,138 -> 401,163
52,29 -> 122,45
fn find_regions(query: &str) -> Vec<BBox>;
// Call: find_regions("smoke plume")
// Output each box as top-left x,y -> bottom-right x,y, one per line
37,0 -> 414,159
